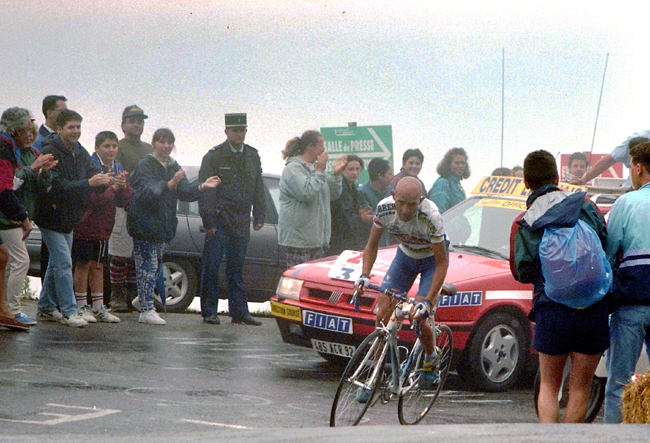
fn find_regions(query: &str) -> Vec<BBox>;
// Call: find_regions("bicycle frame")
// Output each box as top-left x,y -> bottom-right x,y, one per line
367,287 -> 435,400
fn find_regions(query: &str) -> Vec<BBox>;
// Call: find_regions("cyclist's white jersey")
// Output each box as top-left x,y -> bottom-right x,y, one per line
373,196 -> 445,259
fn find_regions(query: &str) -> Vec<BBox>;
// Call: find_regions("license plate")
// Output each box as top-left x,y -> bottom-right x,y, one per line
302,310 -> 353,334
311,339 -> 355,358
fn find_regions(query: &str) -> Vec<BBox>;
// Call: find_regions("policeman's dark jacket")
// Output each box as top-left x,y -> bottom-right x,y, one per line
198,141 -> 266,237
34,134 -> 103,233
127,154 -> 200,242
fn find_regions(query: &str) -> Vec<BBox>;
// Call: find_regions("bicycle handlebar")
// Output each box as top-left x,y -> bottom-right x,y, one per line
350,282 -> 458,311
349,281 -> 457,337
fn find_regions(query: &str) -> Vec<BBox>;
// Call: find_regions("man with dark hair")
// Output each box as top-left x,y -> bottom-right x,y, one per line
33,95 -> 67,283
603,141 -> 650,423
35,110 -> 115,327
511,149 -> 609,422
109,105 -> 152,312
359,159 -> 394,246
33,95 -> 67,151
116,105 -> 151,173
565,152 -> 588,182
198,113 -> 266,326
359,159 -> 393,215
571,131 -> 650,186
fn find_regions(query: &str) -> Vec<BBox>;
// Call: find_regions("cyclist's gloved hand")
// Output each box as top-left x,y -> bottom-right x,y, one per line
414,299 -> 432,320
355,274 -> 370,290
351,275 -> 369,312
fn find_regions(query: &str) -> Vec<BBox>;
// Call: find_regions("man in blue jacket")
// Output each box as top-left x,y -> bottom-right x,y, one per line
34,110 -> 114,327
604,141 -> 650,422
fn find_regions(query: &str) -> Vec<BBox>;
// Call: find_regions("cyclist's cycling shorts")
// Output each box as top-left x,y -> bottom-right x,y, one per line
380,240 -> 449,298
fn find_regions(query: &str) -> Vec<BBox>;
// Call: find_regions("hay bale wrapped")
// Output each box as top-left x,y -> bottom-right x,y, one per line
621,370 -> 650,423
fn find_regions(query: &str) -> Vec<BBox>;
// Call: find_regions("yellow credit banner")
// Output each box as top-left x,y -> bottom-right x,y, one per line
472,176 -> 586,198
475,198 -> 527,212
270,300 -> 302,321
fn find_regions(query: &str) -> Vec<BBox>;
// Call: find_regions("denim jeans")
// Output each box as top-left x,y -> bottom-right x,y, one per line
604,304 -> 650,423
37,228 -> 77,318
200,231 -> 250,320
132,240 -> 165,312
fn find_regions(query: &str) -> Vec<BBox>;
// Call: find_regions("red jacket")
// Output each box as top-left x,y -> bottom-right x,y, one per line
73,154 -> 133,241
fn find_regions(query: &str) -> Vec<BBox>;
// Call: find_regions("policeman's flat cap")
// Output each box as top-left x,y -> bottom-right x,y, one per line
225,113 -> 247,128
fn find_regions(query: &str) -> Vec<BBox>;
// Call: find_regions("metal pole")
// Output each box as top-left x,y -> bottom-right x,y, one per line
589,53 -> 609,165
501,48 -> 505,168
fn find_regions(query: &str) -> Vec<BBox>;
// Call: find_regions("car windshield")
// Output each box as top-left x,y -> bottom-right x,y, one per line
442,196 -> 526,260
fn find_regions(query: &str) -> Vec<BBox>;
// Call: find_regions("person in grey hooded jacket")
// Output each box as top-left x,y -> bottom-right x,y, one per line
278,130 -> 346,268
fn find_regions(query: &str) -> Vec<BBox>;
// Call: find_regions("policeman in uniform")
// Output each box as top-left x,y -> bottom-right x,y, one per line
198,113 -> 266,325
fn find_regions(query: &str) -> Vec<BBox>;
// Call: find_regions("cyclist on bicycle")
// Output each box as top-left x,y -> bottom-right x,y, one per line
354,176 -> 449,391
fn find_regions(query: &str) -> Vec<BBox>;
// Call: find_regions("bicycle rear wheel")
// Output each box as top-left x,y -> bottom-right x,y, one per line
398,324 -> 453,425
330,329 -> 388,426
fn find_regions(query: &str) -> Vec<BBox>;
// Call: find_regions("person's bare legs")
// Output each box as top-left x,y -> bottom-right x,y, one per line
538,352 -> 569,423
563,351 -> 601,423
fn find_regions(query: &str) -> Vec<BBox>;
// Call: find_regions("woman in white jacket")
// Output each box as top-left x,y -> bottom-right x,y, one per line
278,130 -> 346,268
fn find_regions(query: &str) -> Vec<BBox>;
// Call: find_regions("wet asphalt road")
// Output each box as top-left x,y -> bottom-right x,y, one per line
0,300 -> 570,439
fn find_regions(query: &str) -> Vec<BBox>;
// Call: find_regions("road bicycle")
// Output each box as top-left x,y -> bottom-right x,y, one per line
330,283 -> 455,426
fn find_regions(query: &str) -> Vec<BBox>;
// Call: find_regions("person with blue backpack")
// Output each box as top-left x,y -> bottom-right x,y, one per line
510,150 -> 611,423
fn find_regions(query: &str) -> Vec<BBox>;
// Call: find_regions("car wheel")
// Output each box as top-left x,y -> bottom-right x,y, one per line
153,258 -> 198,313
533,363 -> 606,423
462,312 -> 530,392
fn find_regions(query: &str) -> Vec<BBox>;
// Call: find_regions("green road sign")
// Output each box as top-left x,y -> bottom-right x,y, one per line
320,125 -> 393,184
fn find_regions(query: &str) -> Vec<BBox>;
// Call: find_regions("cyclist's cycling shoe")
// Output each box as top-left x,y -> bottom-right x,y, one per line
418,362 -> 439,390
355,387 -> 372,403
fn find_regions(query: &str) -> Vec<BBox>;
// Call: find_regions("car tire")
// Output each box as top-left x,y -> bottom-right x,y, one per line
462,311 -> 530,392
154,258 -> 198,313
533,363 -> 606,423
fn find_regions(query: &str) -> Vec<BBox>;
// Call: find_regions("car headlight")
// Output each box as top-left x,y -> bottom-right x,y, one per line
276,277 -> 304,301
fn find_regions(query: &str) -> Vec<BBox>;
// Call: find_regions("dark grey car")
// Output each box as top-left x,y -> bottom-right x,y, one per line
27,166 -> 286,312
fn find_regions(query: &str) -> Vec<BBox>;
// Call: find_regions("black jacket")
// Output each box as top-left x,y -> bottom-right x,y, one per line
34,135 -> 102,233
127,155 -> 200,242
198,141 -> 266,237
329,179 -> 367,255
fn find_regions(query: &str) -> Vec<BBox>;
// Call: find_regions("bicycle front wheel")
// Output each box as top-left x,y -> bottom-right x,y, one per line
398,324 -> 453,425
330,329 -> 388,427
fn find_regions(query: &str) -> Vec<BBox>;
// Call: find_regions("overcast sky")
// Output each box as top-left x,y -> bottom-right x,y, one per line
3,0 -> 649,190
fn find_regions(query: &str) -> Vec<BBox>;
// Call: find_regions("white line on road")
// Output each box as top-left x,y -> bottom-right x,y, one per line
0,403 -> 120,425
182,419 -> 250,429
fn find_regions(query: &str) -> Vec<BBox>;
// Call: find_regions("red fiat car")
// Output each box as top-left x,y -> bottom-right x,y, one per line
271,176 -> 595,392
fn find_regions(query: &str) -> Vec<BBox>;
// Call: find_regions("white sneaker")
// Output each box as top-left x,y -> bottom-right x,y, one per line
94,305 -> 121,323
138,309 -> 166,325
79,305 -> 97,323
61,313 -> 89,328
131,297 -> 141,312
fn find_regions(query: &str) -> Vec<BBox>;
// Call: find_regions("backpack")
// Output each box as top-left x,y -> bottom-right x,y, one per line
539,219 -> 612,309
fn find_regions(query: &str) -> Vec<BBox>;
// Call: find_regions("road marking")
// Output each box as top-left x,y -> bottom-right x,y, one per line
0,403 -> 120,425
182,419 -> 250,429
